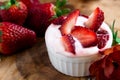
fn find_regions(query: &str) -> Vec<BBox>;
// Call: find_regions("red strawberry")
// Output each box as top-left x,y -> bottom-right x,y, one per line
84,7 -> 104,32
52,15 -> 67,25
80,14 -> 88,18
61,34 -> 75,54
20,0 -> 40,7
0,0 -> 28,25
24,3 -> 55,37
71,27 -> 98,47
59,9 -> 80,35
23,0 -> 70,37
0,22 -> 36,55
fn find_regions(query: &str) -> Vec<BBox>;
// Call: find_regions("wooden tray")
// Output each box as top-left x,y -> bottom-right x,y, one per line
0,38 -> 92,80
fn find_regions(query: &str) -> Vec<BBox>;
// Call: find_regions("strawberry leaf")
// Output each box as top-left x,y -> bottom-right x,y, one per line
61,8 -> 71,15
10,0 -> 16,5
55,0 -> 71,17
0,2 -> 11,9
0,0 -> 19,10
116,37 -> 120,43
55,8 -> 63,17
110,20 -> 120,45
0,5 -> 5,9
56,0 -> 67,8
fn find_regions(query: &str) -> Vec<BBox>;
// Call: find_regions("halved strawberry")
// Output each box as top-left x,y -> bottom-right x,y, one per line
59,9 -> 80,35
71,27 -> 98,47
84,7 -> 104,32
61,34 -> 75,54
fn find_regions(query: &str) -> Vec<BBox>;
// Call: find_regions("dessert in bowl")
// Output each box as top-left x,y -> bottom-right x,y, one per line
45,7 -> 113,77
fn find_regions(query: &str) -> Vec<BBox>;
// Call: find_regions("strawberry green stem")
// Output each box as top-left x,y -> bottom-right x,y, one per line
53,0 -> 71,18
10,0 -> 16,5
110,20 -> 120,46
0,0 -> 18,9
49,0 -> 70,21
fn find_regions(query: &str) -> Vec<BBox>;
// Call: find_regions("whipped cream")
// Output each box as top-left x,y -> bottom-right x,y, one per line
45,16 -> 113,57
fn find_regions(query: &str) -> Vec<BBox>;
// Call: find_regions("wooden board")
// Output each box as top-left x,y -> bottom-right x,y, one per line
0,38 -> 91,80
0,0 -> 120,80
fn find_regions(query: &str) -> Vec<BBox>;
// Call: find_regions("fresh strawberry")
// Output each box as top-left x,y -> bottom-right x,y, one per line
80,14 -> 88,18
84,7 -> 104,32
0,22 -> 36,55
20,0 -> 40,7
97,29 -> 109,49
61,34 -> 75,54
23,0 -> 70,37
52,15 -> 67,25
59,9 -> 80,35
71,27 -> 98,47
0,0 -> 28,25
24,3 -> 55,37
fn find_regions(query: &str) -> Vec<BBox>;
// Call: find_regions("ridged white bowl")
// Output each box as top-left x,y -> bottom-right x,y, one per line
46,46 -> 102,77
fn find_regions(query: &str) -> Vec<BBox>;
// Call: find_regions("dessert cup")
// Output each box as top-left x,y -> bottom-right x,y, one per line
45,16 -> 113,77
46,45 -> 102,76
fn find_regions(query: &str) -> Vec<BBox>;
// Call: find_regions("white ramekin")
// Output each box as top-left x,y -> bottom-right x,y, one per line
45,16 -> 113,77
45,44 -> 102,77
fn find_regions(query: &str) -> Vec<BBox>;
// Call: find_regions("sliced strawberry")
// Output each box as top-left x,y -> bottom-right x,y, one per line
61,34 -> 75,54
59,9 -> 80,35
84,7 -> 104,32
71,27 -> 98,47
80,14 -> 88,18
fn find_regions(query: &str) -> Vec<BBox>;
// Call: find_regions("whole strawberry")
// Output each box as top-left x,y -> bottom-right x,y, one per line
20,0 -> 40,8
0,0 -> 28,25
24,3 -> 55,37
22,0 -> 70,37
0,22 -> 36,55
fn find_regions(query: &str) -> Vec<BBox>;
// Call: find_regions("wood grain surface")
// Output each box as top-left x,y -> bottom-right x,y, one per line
0,0 -> 120,80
